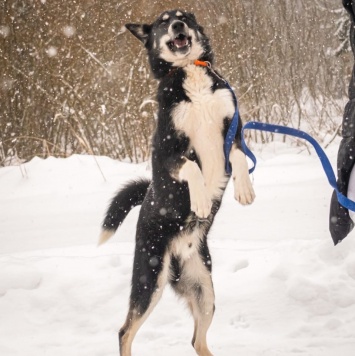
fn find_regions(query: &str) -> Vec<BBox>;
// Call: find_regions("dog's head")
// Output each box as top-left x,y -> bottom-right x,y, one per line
125,10 -> 213,77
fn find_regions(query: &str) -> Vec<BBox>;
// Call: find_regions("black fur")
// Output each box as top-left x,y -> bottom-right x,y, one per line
100,9 -> 255,356
102,178 -> 150,233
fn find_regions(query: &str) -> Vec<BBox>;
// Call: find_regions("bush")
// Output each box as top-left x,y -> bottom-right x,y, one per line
0,0 -> 351,165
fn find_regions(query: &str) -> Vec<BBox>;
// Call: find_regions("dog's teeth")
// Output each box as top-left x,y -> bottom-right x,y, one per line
173,37 -> 188,48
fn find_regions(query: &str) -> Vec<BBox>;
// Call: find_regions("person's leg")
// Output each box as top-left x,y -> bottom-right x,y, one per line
329,2 -> 355,244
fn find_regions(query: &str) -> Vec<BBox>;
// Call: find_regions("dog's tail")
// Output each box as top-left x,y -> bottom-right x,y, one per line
98,178 -> 151,245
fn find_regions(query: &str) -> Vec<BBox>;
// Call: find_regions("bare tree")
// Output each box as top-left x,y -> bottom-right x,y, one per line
0,0 -> 351,165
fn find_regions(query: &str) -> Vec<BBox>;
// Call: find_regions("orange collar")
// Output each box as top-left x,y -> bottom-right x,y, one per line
167,60 -> 212,78
194,60 -> 226,83
194,59 -> 211,68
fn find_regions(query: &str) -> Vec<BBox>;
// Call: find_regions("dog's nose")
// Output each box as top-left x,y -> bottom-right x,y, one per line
172,21 -> 185,33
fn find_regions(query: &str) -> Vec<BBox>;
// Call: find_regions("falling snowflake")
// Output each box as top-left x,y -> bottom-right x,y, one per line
63,25 -> 76,38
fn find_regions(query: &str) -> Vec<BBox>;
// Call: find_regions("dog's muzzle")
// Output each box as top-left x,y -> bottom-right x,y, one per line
168,21 -> 191,51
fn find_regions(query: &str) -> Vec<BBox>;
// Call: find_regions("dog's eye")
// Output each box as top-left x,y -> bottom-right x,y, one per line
160,21 -> 168,27
181,17 -> 187,22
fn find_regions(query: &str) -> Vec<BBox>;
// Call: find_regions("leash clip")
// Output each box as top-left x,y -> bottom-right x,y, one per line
194,59 -> 226,83
204,61 -> 212,69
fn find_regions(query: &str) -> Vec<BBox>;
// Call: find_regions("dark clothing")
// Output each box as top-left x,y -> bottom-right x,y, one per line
329,0 -> 355,244
343,0 -> 355,22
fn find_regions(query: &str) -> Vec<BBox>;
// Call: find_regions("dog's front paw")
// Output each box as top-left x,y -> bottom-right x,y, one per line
234,176 -> 255,205
190,189 -> 212,219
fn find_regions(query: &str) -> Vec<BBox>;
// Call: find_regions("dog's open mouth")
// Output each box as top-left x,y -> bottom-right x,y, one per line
168,34 -> 191,51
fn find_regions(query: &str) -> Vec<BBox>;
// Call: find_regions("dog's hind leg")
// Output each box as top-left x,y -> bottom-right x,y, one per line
188,285 -> 215,356
119,245 -> 170,356
170,244 -> 215,356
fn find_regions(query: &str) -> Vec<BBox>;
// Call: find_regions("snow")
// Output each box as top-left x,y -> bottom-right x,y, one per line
46,46 -> 58,58
1,144 -> 355,356
62,25 -> 76,38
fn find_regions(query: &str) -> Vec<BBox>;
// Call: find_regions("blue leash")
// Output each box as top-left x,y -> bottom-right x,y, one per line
194,60 -> 355,212
223,86 -> 355,212
224,82 -> 239,175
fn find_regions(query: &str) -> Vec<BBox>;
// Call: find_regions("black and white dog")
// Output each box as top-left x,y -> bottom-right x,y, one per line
100,10 -> 255,356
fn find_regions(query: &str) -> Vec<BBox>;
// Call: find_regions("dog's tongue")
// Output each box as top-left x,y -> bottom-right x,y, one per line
174,36 -> 188,48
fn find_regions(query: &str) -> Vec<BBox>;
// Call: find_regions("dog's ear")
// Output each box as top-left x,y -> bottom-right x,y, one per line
184,12 -> 205,35
185,12 -> 197,22
125,24 -> 152,45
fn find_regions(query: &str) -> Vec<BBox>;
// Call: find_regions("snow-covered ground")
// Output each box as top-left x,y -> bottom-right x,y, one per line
1,143 -> 355,356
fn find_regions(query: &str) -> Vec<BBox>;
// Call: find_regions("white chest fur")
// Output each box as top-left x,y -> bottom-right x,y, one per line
172,65 -> 235,199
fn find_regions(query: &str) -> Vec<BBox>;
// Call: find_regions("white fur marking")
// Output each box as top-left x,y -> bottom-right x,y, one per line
98,229 -> 114,246
183,252 -> 214,356
176,11 -> 183,17
173,65 -> 234,199
230,148 -> 255,205
162,13 -> 169,21
170,228 -> 202,261
179,159 -> 212,218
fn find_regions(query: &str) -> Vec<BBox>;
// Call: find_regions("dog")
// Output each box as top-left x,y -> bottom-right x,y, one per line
99,10 -> 255,356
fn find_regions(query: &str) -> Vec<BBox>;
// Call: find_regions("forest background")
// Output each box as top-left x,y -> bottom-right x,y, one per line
0,0 -> 352,165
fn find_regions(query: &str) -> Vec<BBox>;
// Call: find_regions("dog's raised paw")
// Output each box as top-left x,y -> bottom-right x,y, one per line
190,190 -> 212,219
234,177 -> 255,205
